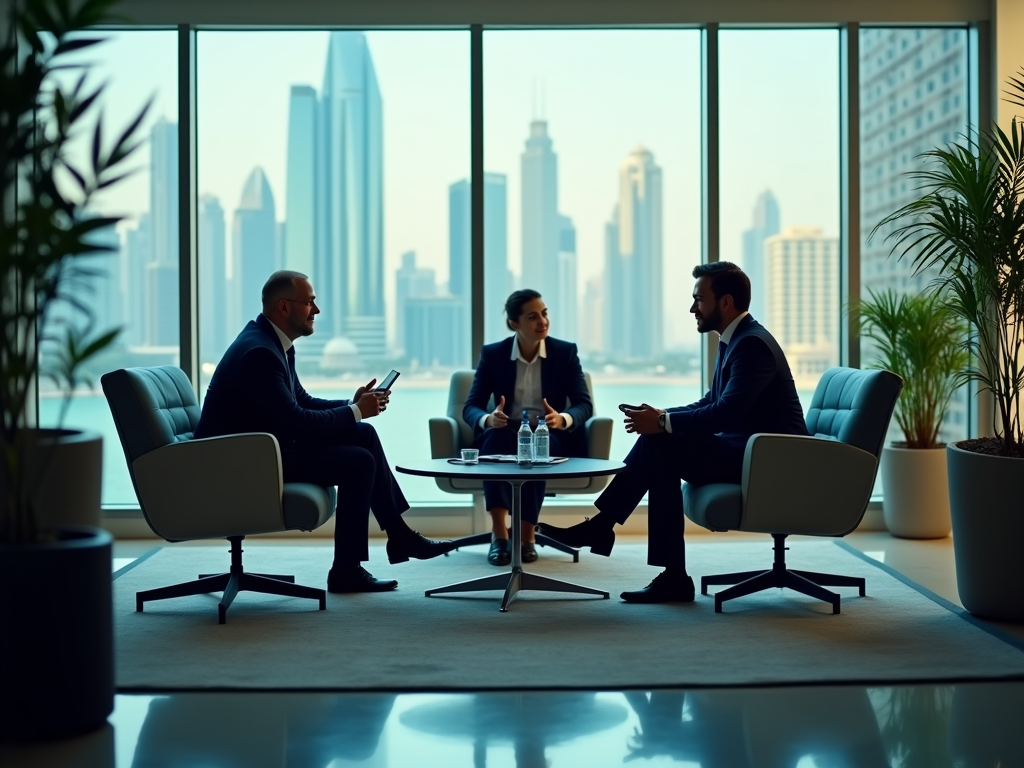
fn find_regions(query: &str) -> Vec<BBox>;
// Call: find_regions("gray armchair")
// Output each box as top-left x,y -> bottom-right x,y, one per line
102,366 -> 337,623
428,369 -> 614,560
683,367 -> 903,614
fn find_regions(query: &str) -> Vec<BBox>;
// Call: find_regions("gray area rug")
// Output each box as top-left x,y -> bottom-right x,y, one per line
113,540 -> 1024,691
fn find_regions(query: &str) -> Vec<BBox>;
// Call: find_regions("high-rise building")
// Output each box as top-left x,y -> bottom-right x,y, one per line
860,29 -> 970,443
741,190 -> 780,319
449,173 -> 513,342
604,147 -> 663,361
764,227 -> 839,386
285,84 -> 317,279
579,275 -> 604,357
556,215 -> 577,342
146,119 -> 178,347
198,195 -> 228,364
520,120 -> 560,302
317,31 -> 385,360
122,214 -> 150,347
404,296 -> 467,368
395,251 -> 436,353
860,29 -> 968,298
232,167 -> 277,329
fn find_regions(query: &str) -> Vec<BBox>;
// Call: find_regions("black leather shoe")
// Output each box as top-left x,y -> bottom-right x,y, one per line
386,530 -> 457,564
327,566 -> 398,594
488,537 -> 511,566
521,542 -> 538,563
539,517 -> 615,556
620,571 -> 695,603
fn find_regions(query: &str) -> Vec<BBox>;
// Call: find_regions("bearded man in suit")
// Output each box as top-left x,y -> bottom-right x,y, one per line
541,262 -> 808,603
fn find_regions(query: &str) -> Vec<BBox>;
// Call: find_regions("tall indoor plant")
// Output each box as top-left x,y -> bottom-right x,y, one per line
1,0 -> 150,740
859,288 -> 967,538
873,70 -> 1024,621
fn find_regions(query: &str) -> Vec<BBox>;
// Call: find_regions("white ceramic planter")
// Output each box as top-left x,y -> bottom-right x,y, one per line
880,444 -> 950,539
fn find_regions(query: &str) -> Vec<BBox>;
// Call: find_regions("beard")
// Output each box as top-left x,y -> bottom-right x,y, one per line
696,305 -> 722,334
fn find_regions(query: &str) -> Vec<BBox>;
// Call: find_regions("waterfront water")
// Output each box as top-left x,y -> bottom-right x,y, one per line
43,377 -> 764,506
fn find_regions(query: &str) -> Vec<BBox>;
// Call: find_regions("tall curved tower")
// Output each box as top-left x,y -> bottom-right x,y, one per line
317,31 -> 385,359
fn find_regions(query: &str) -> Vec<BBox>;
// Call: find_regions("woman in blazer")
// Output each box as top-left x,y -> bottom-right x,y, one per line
463,289 -> 593,566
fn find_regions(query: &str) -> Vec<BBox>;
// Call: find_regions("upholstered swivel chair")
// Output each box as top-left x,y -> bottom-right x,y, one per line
428,370 -> 614,560
683,367 -> 902,614
102,366 -> 337,624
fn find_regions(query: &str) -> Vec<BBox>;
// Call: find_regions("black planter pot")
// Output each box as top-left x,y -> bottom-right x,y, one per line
0,526 -> 114,742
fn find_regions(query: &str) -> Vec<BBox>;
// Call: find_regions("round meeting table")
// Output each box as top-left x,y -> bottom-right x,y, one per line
396,457 -> 626,611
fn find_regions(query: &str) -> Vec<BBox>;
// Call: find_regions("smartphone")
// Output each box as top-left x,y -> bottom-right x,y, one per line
618,403 -> 642,413
374,369 -> 401,391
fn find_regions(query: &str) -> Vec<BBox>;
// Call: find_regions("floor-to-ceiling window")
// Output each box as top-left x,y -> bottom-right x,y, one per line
38,30 -> 179,506
719,29 -> 842,412
483,30 -> 703,485
196,30 -> 471,503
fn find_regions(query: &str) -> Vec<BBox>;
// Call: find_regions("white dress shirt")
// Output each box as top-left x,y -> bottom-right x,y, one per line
479,336 -> 574,430
267,317 -> 361,421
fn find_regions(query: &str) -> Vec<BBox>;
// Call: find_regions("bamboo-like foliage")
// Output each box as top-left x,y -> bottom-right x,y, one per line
859,289 -> 968,449
871,69 -> 1024,458
1,0 -> 150,542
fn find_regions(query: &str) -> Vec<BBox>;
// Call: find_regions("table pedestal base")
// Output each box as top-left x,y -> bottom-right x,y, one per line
425,567 -> 610,611
411,472 -> 617,611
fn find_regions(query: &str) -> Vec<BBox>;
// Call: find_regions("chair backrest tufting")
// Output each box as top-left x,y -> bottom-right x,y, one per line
446,369 -> 597,449
804,367 -> 903,459
101,367 -> 201,465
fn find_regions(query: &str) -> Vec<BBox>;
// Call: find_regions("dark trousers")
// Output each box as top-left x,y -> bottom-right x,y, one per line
595,431 -> 743,569
474,425 -> 577,525
280,421 -> 409,564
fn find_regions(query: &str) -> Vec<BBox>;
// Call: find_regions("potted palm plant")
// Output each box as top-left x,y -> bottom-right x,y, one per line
1,0 -> 150,740
874,70 -> 1024,622
859,288 -> 967,538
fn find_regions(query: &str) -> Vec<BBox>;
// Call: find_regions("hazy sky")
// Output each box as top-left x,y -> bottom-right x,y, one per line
73,28 -> 839,349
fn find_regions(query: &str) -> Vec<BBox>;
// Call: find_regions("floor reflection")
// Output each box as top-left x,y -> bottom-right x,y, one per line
3,681 -> 1023,768
399,692 -> 628,768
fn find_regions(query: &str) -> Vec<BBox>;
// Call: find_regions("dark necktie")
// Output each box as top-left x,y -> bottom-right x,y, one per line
286,346 -> 297,397
712,340 -> 727,399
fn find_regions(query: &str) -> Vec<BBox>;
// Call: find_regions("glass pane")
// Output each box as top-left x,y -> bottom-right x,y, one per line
483,30 -> 703,496
197,31 -> 470,503
859,28 -> 971,474
719,29 -> 841,411
38,31 -> 179,506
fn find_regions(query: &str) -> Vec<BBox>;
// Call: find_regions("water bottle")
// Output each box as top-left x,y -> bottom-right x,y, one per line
516,410 -> 534,466
534,417 -> 550,463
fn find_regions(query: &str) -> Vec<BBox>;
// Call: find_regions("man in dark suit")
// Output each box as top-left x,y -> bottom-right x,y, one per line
195,270 -> 455,593
541,262 -> 808,603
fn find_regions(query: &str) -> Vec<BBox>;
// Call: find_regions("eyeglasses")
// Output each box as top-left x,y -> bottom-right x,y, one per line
283,298 -> 318,308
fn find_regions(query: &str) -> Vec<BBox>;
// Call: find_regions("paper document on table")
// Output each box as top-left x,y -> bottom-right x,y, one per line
479,455 -> 568,464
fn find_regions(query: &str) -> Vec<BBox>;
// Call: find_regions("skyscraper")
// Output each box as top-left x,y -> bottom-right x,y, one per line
395,250 -> 436,353
764,227 -> 839,387
404,296 -> 468,368
556,214 -> 577,342
199,195 -> 228,364
232,167 -> 277,328
604,147 -> 663,361
741,190 -> 780,319
317,31 -> 385,360
146,118 -> 178,347
520,120 -> 560,302
121,214 -> 150,348
285,85 -> 317,279
859,28 -> 971,443
449,173 -> 513,342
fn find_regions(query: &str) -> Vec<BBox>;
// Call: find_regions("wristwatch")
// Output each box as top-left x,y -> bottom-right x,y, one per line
658,413 -> 667,431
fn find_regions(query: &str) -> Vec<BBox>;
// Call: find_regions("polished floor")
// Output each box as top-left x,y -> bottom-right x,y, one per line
3,532 -> 1023,767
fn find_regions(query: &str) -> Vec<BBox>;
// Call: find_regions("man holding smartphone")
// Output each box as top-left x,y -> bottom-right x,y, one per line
195,270 -> 455,594
541,262 -> 808,603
